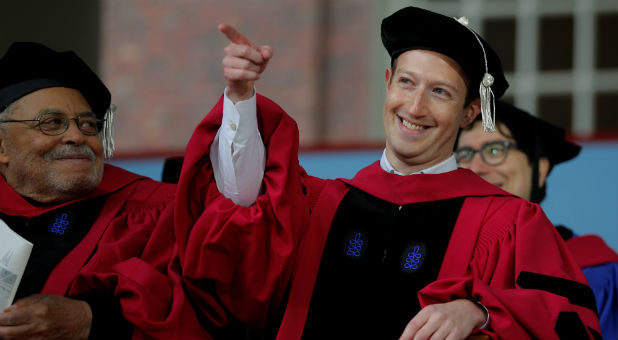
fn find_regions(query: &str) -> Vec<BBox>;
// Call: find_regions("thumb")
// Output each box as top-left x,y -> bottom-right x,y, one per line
260,45 -> 273,61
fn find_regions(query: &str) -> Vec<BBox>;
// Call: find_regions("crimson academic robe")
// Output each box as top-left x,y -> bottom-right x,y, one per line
175,94 -> 601,339
175,94 -> 310,332
0,164 -> 210,339
566,235 -> 618,339
279,164 -> 602,340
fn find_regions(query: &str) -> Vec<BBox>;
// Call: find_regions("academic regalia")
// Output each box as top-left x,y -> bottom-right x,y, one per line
175,94 -> 310,334
176,94 -> 602,340
0,164 -> 211,339
564,234 -> 618,340
0,41 -> 211,339
474,100 -> 617,339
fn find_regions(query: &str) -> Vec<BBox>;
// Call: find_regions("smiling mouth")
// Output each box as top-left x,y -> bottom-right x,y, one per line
400,117 -> 427,130
57,155 -> 92,161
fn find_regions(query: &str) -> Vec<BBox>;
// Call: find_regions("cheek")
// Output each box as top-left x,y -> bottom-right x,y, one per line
9,136 -> 46,159
384,88 -> 407,109
86,137 -> 104,156
504,162 -> 532,192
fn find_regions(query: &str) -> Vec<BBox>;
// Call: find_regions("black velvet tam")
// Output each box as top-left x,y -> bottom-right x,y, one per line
0,42 -> 110,118
495,100 -> 581,169
381,6 -> 509,99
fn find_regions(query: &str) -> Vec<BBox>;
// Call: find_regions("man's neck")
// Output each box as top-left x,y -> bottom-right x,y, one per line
380,150 -> 457,175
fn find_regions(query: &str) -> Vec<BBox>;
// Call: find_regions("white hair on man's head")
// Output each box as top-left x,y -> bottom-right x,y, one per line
0,101 -> 17,133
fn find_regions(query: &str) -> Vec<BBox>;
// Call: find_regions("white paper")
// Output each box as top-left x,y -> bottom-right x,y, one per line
0,218 -> 33,310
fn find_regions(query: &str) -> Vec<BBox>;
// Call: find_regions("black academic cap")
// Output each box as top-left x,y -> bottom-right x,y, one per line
0,42 -> 111,118
381,6 -> 509,99
495,100 -> 581,170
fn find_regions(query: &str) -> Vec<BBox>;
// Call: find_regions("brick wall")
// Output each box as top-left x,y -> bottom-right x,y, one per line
101,0 -> 376,155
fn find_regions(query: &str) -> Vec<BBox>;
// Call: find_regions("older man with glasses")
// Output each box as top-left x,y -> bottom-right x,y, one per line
0,42 -> 217,339
456,99 -> 618,340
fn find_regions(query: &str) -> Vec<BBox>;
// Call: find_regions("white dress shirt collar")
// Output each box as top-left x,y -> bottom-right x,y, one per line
379,149 -> 458,175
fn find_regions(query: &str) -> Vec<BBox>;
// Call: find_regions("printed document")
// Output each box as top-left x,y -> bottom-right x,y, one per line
0,218 -> 32,310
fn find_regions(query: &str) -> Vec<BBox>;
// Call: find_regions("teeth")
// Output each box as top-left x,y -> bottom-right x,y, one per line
402,119 -> 424,130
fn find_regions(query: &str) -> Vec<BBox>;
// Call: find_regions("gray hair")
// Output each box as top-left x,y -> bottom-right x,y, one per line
0,102 -> 17,133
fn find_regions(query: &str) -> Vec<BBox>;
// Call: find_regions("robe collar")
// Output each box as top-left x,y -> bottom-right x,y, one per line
341,162 -> 512,206
0,163 -> 146,217
380,150 -> 458,175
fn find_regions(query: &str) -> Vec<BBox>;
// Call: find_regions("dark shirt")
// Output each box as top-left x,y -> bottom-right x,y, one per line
1,196 -> 106,299
0,196 -> 133,340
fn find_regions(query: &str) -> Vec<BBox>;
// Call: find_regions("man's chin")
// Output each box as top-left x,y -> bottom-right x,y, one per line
47,172 -> 103,200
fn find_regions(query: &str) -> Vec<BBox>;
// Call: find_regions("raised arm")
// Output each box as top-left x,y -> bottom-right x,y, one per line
175,24 -> 310,332
210,24 -> 273,206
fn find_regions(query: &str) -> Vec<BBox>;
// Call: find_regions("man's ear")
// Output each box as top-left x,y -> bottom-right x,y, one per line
538,157 -> 550,187
460,98 -> 481,128
0,133 -> 9,165
385,67 -> 392,91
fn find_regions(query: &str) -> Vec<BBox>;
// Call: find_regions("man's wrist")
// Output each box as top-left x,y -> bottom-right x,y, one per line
471,299 -> 490,330
225,86 -> 255,104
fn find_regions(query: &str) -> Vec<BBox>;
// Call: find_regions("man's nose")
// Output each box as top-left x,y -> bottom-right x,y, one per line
468,152 -> 490,174
406,91 -> 428,118
60,119 -> 87,144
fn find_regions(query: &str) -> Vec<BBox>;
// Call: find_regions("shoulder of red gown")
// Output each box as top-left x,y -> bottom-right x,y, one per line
340,162 -> 513,205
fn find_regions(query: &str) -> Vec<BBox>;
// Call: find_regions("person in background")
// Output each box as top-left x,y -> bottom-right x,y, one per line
456,99 -> 618,340
173,6 -> 602,340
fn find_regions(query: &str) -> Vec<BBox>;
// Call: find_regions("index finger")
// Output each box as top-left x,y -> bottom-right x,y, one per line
219,24 -> 258,49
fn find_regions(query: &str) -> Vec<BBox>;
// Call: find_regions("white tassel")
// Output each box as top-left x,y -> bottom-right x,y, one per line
454,16 -> 497,133
101,104 -> 116,159
480,73 -> 496,132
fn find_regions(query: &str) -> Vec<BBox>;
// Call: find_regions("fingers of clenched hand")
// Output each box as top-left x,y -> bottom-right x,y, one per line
399,307 -> 429,340
218,23 -> 273,59
399,301 -> 478,340
0,300 -> 35,326
220,24 -> 273,74
0,294 -> 92,340
218,23 -> 273,103
224,44 -> 265,67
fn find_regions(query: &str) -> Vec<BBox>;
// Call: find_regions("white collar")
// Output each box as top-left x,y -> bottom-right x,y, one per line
379,149 -> 458,175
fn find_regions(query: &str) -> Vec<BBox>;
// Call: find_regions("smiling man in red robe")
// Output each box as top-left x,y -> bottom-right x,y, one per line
175,6 -> 602,340
0,42 -> 210,339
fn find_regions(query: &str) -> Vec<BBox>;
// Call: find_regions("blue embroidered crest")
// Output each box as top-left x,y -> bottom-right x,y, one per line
343,231 -> 368,260
400,242 -> 427,273
49,212 -> 71,235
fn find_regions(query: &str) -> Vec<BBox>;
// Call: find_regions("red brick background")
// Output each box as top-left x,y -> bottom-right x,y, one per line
101,0 -> 376,155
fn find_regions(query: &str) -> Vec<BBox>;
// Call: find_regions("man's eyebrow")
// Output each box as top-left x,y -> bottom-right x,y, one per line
34,108 -> 97,118
77,111 -> 97,117
34,108 -> 65,118
396,68 -> 461,93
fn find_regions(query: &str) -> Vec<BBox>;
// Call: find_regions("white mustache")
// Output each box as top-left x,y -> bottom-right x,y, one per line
44,145 -> 96,161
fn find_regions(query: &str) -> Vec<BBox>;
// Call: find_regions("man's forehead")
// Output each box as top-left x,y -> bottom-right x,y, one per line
13,88 -> 92,113
395,49 -> 469,86
461,121 -> 514,145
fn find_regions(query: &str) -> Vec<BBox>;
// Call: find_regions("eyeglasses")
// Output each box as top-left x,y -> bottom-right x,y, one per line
0,112 -> 105,136
455,141 -> 518,166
